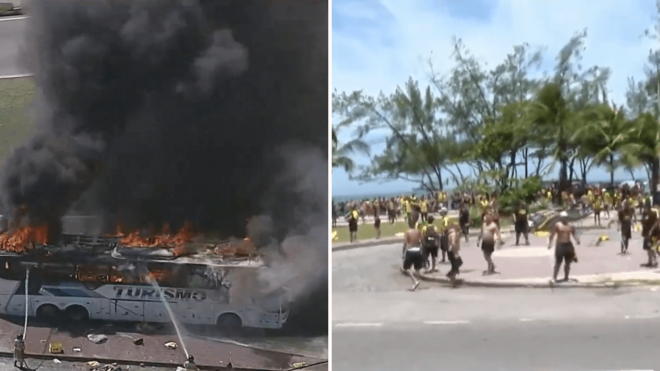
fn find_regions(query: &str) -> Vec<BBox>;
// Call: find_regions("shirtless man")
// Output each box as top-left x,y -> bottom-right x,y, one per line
643,204 -> 660,267
617,200 -> 636,254
547,211 -> 581,282
422,215 -> 440,273
477,214 -> 501,275
446,224 -> 462,287
402,221 -> 424,291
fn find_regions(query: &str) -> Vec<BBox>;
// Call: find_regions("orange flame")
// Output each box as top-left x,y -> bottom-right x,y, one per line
0,225 -> 49,252
115,222 -> 195,253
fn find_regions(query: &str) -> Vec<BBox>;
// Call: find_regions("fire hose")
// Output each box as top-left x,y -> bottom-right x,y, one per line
23,268 -> 29,337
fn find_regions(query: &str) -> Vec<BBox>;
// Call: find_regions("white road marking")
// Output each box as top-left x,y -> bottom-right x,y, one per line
519,318 -> 536,322
0,73 -> 33,79
624,314 -> 660,320
335,322 -> 383,328
423,320 -> 470,325
0,15 -> 28,22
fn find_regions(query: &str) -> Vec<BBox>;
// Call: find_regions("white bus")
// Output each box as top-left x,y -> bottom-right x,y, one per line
0,242 -> 290,330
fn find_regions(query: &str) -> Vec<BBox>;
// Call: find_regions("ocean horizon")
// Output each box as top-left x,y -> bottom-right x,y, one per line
331,177 -> 646,202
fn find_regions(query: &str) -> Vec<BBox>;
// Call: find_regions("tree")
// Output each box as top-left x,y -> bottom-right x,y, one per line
332,80 -> 451,191
332,125 -> 370,173
573,103 -> 631,185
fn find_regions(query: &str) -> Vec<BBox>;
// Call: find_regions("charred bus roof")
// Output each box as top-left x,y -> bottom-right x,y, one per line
0,234 -> 261,269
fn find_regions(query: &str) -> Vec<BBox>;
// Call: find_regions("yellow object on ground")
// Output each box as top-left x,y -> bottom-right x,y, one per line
49,342 -> 63,354
332,231 -> 338,241
634,223 -> 642,232
598,235 -> 609,242
534,231 -> 549,237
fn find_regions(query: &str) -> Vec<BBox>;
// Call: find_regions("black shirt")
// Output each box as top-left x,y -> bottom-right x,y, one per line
514,207 -> 529,225
459,209 -> 470,225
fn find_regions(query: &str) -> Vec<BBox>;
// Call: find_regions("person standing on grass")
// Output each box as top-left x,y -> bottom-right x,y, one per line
347,204 -> 359,243
332,201 -> 337,227
387,198 -> 397,224
420,198 -> 428,222
374,214 -> 381,240
477,214 -> 501,275
402,220 -> 424,291
547,211 -> 580,282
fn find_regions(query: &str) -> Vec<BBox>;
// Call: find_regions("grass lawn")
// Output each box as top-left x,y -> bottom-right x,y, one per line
332,217 -> 514,244
0,77 -> 36,162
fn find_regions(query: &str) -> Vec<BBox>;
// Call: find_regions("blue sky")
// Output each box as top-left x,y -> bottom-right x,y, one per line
332,0 -> 658,197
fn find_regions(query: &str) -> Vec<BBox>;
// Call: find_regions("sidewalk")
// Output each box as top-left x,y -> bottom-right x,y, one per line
0,318 -> 324,370
418,227 -> 660,288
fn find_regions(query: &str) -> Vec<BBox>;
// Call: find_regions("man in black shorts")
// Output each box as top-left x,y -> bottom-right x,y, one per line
617,200 -> 635,254
347,205 -> 360,243
402,220 -> 424,291
422,215 -> 440,273
644,203 -> 660,267
459,203 -> 470,243
547,211 -> 581,282
477,214 -> 501,275
513,201 -> 530,246
438,208 -> 450,263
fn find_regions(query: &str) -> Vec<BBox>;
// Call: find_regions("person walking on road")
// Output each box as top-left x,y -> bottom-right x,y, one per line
477,214 -> 501,275
547,211 -> 581,282
617,200 -> 635,254
446,224 -> 463,287
422,215 -> 440,273
402,220 -> 424,291
347,205 -> 359,243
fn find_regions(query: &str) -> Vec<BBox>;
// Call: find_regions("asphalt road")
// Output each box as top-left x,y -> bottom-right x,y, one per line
0,16 -> 28,77
333,234 -> 660,371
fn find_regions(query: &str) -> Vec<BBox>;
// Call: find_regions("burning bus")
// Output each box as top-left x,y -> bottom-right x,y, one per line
0,226 -> 290,331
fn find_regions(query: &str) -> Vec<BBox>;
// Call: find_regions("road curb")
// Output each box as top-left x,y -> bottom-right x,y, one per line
415,272 -> 660,289
0,73 -> 33,80
332,225 -> 608,252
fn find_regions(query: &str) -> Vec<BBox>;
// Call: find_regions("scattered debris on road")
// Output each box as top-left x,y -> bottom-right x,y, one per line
87,334 -> 109,344
164,341 -> 178,349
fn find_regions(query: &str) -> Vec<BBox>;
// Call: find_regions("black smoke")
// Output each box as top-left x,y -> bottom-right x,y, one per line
2,0 -> 328,335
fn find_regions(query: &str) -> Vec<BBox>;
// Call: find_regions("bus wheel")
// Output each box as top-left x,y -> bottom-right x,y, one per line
65,305 -> 89,322
36,304 -> 61,324
217,313 -> 242,332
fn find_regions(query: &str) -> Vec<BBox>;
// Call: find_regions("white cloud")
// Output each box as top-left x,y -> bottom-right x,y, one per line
332,0 -> 656,197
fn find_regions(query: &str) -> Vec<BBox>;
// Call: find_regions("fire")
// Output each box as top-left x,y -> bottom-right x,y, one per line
113,223 -> 195,253
0,225 -> 49,252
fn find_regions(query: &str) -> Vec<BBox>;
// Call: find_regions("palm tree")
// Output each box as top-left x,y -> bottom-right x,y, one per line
572,103 -> 632,185
527,83 -> 572,204
626,113 -> 660,193
332,126 -> 370,172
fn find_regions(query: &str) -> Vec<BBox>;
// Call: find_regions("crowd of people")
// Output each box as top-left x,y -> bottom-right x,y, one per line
334,181 -> 660,291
